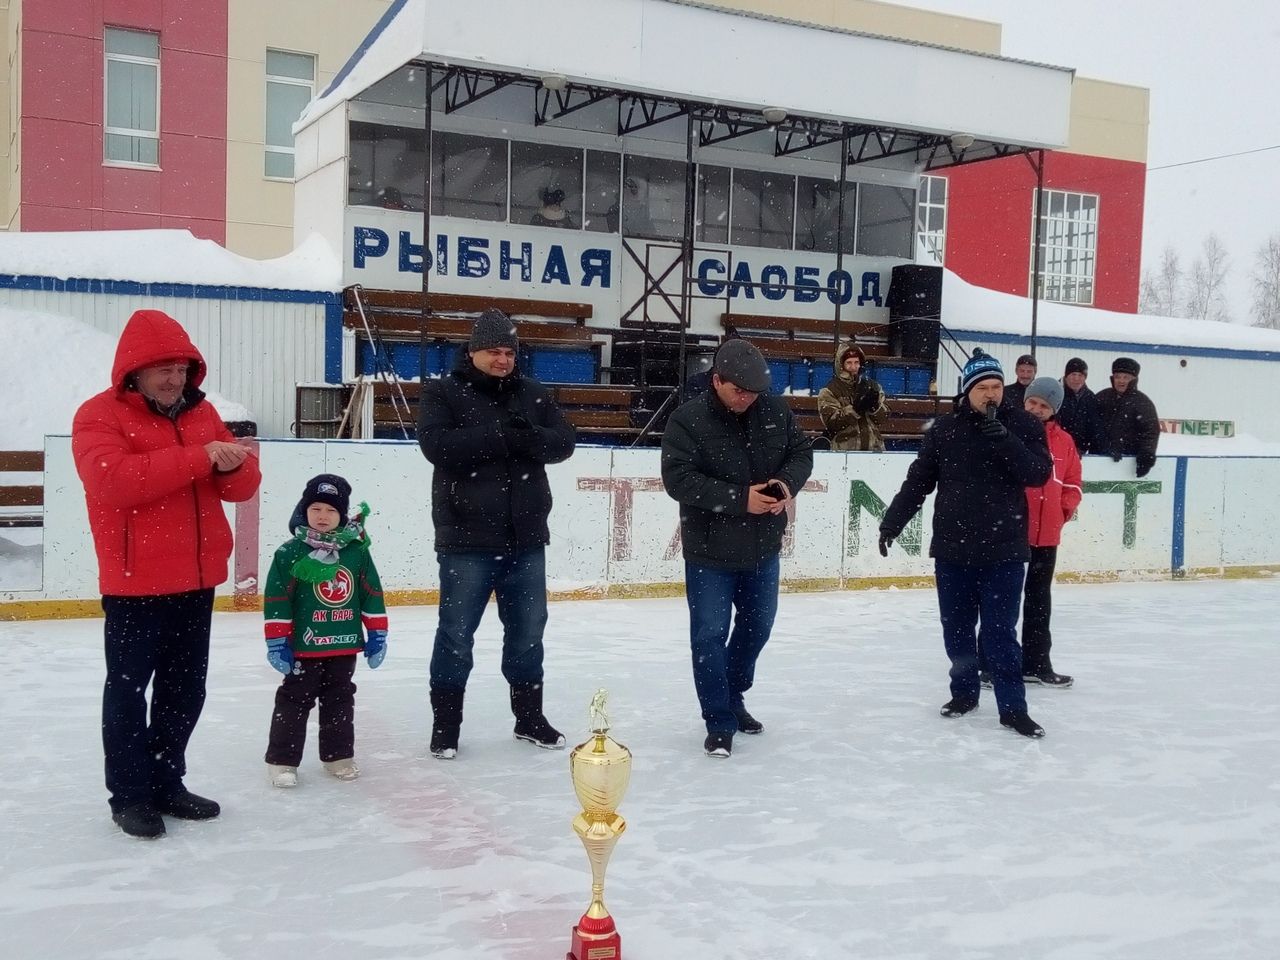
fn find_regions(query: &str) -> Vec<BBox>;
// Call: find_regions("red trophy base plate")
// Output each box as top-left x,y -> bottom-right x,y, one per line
566,924 -> 622,960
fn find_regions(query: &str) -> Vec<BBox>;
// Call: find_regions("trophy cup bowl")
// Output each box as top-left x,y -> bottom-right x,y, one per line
567,692 -> 632,960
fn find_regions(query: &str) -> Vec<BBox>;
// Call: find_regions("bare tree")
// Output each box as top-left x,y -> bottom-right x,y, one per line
1139,246 -> 1183,317
1185,234 -> 1231,322
1251,234 -> 1280,329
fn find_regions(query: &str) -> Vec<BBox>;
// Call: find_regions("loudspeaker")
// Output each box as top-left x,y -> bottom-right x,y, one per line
887,264 -> 943,361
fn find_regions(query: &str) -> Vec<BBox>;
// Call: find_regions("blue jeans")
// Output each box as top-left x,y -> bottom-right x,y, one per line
430,549 -> 549,691
935,560 -> 1027,715
685,556 -> 780,735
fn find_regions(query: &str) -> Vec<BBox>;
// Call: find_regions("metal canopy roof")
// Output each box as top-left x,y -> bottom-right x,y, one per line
301,0 -> 1074,157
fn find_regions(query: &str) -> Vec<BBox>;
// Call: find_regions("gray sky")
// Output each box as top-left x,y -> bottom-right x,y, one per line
909,0 -> 1280,323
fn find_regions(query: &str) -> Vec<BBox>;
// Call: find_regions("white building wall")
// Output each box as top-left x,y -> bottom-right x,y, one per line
0,287 -> 328,437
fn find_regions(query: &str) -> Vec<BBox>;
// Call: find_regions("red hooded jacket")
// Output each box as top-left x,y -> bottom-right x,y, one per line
72,310 -> 262,596
1025,419 -> 1082,548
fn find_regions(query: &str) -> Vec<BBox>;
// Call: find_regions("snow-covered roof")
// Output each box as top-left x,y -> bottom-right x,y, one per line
300,0 -> 1072,149
0,230 -> 341,292
943,270 -> 1280,356
0,306 -> 252,451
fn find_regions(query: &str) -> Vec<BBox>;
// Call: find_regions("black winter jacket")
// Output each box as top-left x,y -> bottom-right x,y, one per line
418,356 -> 575,553
881,398 -> 1052,565
1095,379 -> 1160,465
1057,383 -> 1106,455
661,390 -> 813,571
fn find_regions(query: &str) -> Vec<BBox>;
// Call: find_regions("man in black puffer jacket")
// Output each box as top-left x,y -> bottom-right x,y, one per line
418,309 -> 576,760
880,350 -> 1052,739
662,339 -> 813,759
1096,356 -> 1160,477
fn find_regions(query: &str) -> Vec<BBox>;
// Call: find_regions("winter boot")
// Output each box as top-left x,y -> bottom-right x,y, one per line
112,801 -> 166,840
323,758 -> 360,780
733,705 -> 764,735
152,786 -> 220,821
510,682 -> 566,749
939,697 -> 979,718
430,685 -> 465,760
703,732 -> 733,758
266,764 -> 298,788
1025,671 -> 1074,688
979,671 -> 993,690
1000,712 -> 1046,739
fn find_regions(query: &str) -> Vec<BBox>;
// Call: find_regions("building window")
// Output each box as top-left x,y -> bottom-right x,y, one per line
856,183 -> 914,258
584,150 -> 620,233
1031,189 -> 1098,305
795,176 -> 855,254
915,175 -> 947,265
731,169 -> 794,250
104,28 -> 159,166
510,141 -> 582,229
348,121 -> 426,210
265,50 -> 316,179
696,164 -> 730,245
622,155 -> 687,241
431,132 -> 507,221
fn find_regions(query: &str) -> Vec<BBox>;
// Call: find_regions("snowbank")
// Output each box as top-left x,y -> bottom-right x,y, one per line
0,307 -> 253,451
0,230 -> 341,292
943,270 -> 1280,353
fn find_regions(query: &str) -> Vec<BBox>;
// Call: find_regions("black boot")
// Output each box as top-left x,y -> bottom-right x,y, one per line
940,697 -> 978,718
704,732 -> 733,758
510,682 -> 565,749
1000,711 -> 1046,738
733,706 -> 764,735
113,801 -> 166,839
430,686 -> 465,760
152,786 -> 220,821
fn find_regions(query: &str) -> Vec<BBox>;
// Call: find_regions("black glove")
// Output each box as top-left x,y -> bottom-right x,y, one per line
503,422 -> 538,455
878,531 -> 893,557
1111,450 -> 1124,462
1135,452 -> 1156,477
977,403 -> 1007,440
854,390 -> 879,415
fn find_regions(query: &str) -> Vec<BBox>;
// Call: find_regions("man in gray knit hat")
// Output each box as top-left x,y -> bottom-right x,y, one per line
417,308 -> 576,759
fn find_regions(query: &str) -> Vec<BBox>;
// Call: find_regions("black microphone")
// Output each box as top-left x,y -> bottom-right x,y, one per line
985,401 -> 999,421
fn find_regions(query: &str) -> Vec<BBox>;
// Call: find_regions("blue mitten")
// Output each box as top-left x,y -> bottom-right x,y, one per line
266,637 -> 294,676
364,629 -> 387,669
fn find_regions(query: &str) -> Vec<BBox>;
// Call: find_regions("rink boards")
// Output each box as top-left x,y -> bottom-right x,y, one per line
3,438 -> 1279,618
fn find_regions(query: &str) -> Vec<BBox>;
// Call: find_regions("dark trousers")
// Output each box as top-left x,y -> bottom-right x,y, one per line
429,549 -> 548,692
101,589 -> 214,814
1021,546 -> 1058,675
264,655 -> 358,766
935,560 -> 1027,715
684,556 -> 780,735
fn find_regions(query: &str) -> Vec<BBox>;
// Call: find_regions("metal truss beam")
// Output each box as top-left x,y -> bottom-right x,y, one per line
617,94 -> 688,136
443,67 -> 518,114
697,108 -> 772,148
534,84 -> 616,126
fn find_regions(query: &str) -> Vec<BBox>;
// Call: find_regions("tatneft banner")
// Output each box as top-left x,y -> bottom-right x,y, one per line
14,437 -> 1280,609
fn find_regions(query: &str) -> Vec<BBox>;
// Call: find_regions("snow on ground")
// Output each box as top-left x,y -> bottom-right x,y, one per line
2,579 -> 1279,960
0,527 -> 41,590
0,229 -> 341,291
0,306 -> 252,451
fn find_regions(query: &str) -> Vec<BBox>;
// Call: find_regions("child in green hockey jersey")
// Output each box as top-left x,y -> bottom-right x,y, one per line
263,474 -> 387,787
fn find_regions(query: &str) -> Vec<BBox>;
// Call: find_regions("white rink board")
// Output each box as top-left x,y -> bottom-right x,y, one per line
7,440 -> 1280,605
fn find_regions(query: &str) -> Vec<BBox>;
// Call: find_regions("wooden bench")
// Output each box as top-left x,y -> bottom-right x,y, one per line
0,450 -> 44,528
344,288 -> 598,348
365,381 -> 650,440
785,394 -> 952,444
721,312 -> 893,363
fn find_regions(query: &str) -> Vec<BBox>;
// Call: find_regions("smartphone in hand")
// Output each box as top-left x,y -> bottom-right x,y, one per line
764,480 -> 788,501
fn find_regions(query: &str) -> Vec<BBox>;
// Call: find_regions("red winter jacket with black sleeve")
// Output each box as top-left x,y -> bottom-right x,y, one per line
1025,420 -> 1083,548
72,310 -> 262,596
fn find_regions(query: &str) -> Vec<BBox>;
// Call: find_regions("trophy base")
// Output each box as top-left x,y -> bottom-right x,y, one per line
567,925 -> 622,960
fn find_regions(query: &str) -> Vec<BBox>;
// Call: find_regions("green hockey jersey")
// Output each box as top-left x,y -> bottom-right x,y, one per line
263,539 -> 388,657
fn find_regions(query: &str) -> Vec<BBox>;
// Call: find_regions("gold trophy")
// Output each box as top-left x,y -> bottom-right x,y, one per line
567,689 -> 631,960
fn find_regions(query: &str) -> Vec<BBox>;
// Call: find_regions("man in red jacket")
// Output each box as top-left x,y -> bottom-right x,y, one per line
73,309 -> 262,839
